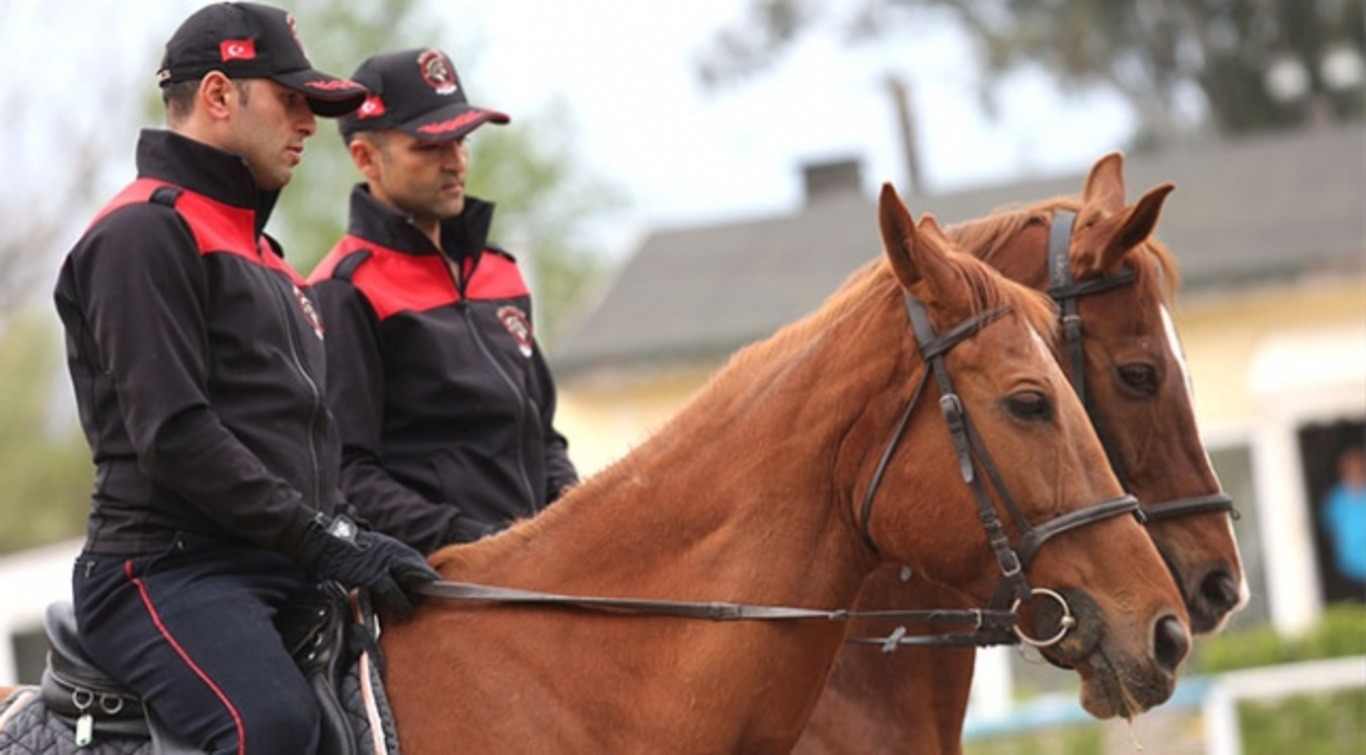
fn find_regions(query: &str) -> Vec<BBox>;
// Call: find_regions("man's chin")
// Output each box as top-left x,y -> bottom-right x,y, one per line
439,196 -> 466,219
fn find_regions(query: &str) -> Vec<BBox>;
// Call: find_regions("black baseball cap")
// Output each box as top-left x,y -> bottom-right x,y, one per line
157,2 -> 367,118
339,48 -> 510,142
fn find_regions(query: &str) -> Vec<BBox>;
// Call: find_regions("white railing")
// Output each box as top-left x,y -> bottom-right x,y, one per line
1202,655 -> 1366,755
963,655 -> 1366,752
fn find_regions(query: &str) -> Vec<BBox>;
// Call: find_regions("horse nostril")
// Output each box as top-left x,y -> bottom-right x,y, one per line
1153,616 -> 1190,674
1200,569 -> 1240,612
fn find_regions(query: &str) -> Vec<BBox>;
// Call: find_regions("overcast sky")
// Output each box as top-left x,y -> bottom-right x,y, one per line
7,0 -> 1136,263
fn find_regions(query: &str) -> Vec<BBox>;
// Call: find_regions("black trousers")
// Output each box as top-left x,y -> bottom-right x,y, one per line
73,533 -> 321,755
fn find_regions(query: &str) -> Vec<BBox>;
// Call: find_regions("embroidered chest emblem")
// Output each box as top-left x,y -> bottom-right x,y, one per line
292,285 -> 325,340
497,306 -> 533,358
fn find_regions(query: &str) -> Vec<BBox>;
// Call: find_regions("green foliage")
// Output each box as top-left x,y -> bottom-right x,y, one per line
698,0 -> 1365,145
1194,603 -> 1366,673
1238,689 -> 1366,755
0,313 -> 94,556
965,724 -> 1104,755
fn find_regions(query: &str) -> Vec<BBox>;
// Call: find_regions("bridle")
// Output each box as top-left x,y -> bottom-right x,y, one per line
412,282 -> 1146,653
1046,212 -> 1236,523
852,293 -> 1140,650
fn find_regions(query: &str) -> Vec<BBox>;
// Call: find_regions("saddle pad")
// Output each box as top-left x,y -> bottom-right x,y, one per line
0,645 -> 398,755
0,688 -> 149,755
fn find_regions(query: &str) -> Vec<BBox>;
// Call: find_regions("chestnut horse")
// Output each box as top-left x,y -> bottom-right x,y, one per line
795,155 -> 1245,754
373,186 -> 1188,753
0,186 -> 1189,753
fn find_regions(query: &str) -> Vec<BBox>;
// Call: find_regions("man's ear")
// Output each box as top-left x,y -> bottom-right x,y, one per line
348,136 -> 382,182
198,72 -> 237,120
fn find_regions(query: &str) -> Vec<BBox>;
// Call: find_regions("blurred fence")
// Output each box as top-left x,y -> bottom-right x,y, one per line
964,655 -> 1366,754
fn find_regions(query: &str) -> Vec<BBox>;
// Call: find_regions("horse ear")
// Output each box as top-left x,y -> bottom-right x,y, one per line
879,182 -> 923,290
1094,183 -> 1175,272
1081,152 -> 1126,211
879,184 -> 965,308
913,215 -> 970,309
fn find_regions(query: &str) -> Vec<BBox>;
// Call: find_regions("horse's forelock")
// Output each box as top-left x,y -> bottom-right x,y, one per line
947,251 -> 1059,349
947,196 -> 1181,306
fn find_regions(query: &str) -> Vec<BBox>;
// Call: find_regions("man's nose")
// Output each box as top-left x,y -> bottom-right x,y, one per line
442,143 -> 467,168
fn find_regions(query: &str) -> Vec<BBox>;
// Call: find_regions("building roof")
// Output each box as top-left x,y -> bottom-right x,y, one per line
555,124 -> 1365,378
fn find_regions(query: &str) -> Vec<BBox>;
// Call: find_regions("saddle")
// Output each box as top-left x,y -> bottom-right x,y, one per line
38,583 -> 359,755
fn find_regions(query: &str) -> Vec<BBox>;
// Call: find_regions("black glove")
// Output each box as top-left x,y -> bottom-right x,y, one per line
295,513 -> 440,619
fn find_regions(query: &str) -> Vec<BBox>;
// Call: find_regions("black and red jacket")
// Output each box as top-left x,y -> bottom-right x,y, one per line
53,129 -> 341,557
309,186 -> 577,553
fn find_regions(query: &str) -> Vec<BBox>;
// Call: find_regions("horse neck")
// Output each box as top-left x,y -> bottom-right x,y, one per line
448,284 -> 903,612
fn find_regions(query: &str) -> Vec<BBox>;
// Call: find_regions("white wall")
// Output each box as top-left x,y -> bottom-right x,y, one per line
0,538 -> 79,684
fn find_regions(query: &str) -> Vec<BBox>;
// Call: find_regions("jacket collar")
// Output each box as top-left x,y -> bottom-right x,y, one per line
134,129 -> 280,238
345,183 -> 497,263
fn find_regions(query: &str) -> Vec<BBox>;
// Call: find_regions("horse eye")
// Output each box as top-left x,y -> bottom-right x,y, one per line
1006,390 -> 1053,422
1117,364 -> 1159,396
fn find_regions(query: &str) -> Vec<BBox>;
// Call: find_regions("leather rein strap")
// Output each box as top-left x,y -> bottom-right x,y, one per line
413,287 -> 1140,651
414,579 -> 1018,634
1046,212 -> 1235,522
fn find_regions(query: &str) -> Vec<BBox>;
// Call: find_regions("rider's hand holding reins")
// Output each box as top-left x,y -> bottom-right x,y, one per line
296,513 -> 440,619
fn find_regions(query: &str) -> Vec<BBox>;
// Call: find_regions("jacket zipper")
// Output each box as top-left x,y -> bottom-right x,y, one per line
267,271 -> 324,510
445,259 -> 537,510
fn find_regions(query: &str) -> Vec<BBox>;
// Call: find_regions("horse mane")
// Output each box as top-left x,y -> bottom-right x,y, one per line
945,196 -> 1182,305
432,239 -> 1059,574
701,244 -> 1058,391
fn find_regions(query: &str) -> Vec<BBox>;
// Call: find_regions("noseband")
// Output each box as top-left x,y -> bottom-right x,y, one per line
856,293 -> 1141,648
1046,212 -> 1236,523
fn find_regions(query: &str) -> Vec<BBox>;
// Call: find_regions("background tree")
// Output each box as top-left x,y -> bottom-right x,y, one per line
0,315 -> 96,555
697,0 -> 1365,149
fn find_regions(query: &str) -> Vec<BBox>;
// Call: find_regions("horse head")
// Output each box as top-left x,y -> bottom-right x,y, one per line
862,183 -> 1190,719
1048,152 -> 1246,633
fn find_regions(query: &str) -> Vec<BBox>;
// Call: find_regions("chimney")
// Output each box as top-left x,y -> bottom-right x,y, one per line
801,157 -> 863,204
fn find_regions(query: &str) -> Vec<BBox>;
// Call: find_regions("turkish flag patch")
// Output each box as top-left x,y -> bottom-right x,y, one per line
220,39 -> 257,62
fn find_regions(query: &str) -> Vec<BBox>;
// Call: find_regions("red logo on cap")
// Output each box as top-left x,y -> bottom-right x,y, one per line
416,110 -> 484,136
220,39 -> 256,62
303,79 -> 363,91
356,95 -> 385,119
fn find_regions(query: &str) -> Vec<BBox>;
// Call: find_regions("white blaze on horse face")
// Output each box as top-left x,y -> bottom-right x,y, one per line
1161,305 -> 1247,599
1161,305 -> 1195,399
1028,326 -> 1052,360
1161,304 -> 1219,473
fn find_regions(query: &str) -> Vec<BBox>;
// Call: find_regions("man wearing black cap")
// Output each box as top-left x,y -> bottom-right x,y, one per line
53,5 -> 438,753
309,48 -> 578,555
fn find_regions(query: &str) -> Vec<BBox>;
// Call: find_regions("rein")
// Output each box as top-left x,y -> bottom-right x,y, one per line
1045,212 -> 1236,523
413,580 -> 1019,639
411,286 -> 1141,653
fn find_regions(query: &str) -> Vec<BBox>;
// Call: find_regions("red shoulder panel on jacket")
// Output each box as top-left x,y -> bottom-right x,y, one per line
342,244 -> 458,321
465,252 -> 530,301
92,178 -> 302,283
